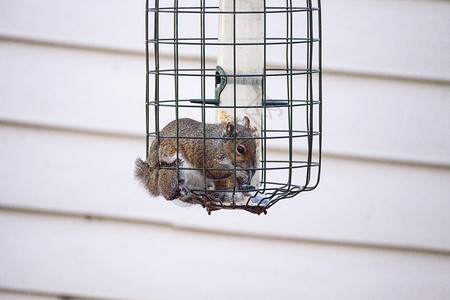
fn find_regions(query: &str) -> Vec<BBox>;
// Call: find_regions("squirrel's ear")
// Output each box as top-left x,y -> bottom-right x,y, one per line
239,116 -> 250,128
224,122 -> 235,137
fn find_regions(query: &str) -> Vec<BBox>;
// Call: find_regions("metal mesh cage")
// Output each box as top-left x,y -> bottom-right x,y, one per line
143,0 -> 322,214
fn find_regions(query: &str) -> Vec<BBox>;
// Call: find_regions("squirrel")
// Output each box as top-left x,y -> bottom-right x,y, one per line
135,116 -> 259,211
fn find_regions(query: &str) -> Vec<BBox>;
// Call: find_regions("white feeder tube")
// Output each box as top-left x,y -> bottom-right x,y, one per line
216,0 -> 264,192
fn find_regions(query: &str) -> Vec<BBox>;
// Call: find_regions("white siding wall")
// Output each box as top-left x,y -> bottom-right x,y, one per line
0,1 -> 449,299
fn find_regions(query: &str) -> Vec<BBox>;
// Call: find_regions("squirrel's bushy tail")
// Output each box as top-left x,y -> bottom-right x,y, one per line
135,142 -> 160,196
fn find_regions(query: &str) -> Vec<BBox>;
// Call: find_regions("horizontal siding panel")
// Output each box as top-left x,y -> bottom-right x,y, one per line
0,40 -> 145,136
0,0 -> 144,54
1,211 -> 449,300
0,292 -> 57,300
324,75 -> 450,165
324,0 -> 450,82
0,0 -> 449,81
1,41 -> 449,165
0,125 -> 449,251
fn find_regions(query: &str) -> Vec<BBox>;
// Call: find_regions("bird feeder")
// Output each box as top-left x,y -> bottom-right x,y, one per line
145,0 -> 322,214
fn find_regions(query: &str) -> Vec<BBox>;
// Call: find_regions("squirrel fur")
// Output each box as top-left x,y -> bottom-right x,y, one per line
135,117 -> 257,205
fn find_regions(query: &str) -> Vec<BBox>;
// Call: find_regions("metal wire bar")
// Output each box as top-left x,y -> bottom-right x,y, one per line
152,0 -> 161,167
232,0 -> 237,205
148,6 -> 320,14
305,0 -> 314,189
148,37 -> 319,45
303,0 -> 322,191
149,99 -> 320,106
173,0 -> 180,184
314,0 -> 323,190
148,68 -> 319,77
159,162 -> 320,172
288,0 -> 294,190
147,132 -> 320,140
261,0 -> 268,195
145,0 -> 150,159
201,0 -> 207,194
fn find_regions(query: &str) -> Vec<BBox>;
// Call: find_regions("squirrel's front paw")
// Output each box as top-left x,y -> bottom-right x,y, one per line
178,181 -> 191,197
178,185 -> 191,197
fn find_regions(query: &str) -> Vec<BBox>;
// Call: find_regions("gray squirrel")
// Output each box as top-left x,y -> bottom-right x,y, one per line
135,117 -> 264,213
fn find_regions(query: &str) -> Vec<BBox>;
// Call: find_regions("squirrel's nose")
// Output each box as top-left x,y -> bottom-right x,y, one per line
241,184 -> 255,191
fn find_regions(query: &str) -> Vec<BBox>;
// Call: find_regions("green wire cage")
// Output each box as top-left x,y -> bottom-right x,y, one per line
139,0 -> 322,215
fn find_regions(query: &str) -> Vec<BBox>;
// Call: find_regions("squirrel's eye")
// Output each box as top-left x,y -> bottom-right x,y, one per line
237,146 -> 245,154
